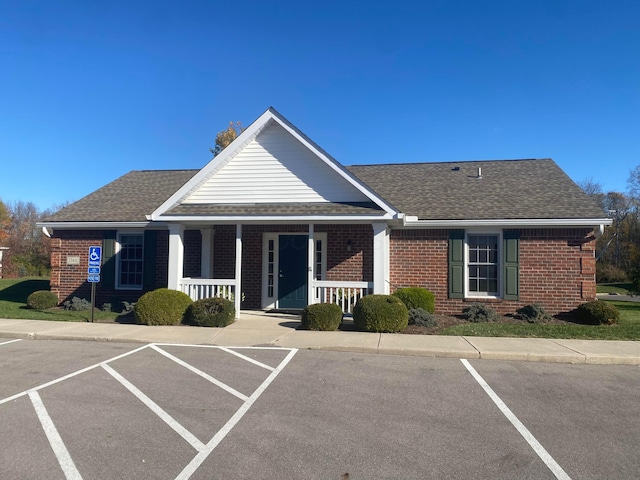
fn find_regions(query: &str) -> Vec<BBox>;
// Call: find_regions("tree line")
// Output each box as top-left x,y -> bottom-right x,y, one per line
579,165 -> 640,288
0,200 -> 62,277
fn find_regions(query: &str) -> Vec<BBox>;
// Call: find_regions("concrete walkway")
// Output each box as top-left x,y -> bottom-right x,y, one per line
1,311 -> 639,365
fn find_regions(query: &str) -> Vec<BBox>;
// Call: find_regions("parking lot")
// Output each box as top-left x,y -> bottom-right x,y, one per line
1,338 -> 638,479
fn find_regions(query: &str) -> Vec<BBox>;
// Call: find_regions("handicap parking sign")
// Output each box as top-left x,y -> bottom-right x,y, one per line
88,246 -> 102,267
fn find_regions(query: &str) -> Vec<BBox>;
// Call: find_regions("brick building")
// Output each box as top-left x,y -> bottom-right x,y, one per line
39,108 -> 610,317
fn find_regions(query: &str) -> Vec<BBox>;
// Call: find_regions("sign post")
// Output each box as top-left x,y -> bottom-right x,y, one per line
88,246 -> 102,323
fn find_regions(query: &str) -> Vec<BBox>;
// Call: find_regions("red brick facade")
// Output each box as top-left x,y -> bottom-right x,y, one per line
389,227 -> 597,315
50,225 -> 596,316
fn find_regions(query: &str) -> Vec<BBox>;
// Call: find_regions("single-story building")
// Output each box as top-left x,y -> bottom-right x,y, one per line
40,107 -> 610,317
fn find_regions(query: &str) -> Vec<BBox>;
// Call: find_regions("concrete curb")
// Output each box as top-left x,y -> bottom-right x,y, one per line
1,318 -> 640,365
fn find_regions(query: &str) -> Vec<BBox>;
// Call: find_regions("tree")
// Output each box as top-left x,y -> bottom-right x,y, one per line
627,165 -> 640,200
578,178 -> 606,213
5,201 -> 51,277
0,199 -> 10,245
209,121 -> 244,157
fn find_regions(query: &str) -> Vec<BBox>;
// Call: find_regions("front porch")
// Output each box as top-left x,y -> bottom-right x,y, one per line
167,223 -> 389,317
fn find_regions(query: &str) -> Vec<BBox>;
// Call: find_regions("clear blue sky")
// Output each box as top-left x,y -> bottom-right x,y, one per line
1,0 -> 638,212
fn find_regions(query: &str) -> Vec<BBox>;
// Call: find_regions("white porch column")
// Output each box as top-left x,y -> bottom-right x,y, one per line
168,224 -> 185,291
372,222 -> 390,294
200,227 -> 214,278
307,224 -> 315,306
234,224 -> 242,317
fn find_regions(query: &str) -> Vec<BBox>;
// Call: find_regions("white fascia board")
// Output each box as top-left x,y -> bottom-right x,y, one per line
155,214 -> 394,224
37,221 -> 156,230
400,217 -> 613,228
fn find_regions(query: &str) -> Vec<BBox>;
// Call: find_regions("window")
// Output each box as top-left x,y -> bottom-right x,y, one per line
449,230 -> 519,300
467,234 -> 499,296
117,233 -> 144,289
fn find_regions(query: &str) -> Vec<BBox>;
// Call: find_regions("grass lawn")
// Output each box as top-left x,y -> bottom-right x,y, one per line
596,283 -> 634,295
0,277 -> 121,323
438,300 -> 640,340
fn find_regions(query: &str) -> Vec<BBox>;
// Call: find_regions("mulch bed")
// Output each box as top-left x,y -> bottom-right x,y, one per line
400,313 -> 578,335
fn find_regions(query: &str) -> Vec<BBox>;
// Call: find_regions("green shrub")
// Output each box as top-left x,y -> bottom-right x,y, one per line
392,287 -> 435,313
301,303 -> 343,331
26,290 -> 58,310
462,303 -> 499,323
134,288 -> 193,326
575,301 -> 620,325
353,294 -> 408,333
185,297 -> 236,327
408,308 -> 437,328
516,303 -> 553,324
63,297 -> 91,311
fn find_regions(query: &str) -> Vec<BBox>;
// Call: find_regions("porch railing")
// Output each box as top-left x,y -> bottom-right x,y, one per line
178,278 -> 236,301
313,280 -> 373,314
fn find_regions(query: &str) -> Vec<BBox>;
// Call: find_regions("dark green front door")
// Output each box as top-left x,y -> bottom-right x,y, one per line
278,235 -> 308,309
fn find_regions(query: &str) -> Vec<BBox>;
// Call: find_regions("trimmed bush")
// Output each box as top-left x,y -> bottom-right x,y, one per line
408,308 -> 437,328
575,301 -> 620,325
134,288 -> 193,326
26,290 -> 58,310
516,303 -> 553,324
301,303 -> 343,331
185,297 -> 236,327
63,296 -> 91,311
462,303 -> 499,323
353,294 -> 408,333
392,287 -> 435,313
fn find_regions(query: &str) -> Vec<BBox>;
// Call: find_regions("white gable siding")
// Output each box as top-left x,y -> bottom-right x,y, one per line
183,123 -> 369,204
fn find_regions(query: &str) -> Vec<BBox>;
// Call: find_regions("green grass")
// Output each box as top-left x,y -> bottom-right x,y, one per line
0,277 -> 121,323
439,300 -> 640,340
597,283 -> 634,295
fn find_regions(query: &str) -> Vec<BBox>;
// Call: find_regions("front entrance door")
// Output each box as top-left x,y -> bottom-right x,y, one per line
278,234 -> 308,309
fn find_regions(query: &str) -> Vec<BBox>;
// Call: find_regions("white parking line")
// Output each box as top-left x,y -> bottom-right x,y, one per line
461,359 -> 572,480
0,339 -> 22,346
0,343 -> 149,406
218,347 -> 276,371
29,390 -> 83,480
175,347 -> 298,480
150,345 -> 249,401
102,363 -> 206,452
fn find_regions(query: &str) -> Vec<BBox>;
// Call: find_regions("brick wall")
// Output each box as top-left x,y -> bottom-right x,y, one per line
50,230 -> 170,306
389,228 -> 597,316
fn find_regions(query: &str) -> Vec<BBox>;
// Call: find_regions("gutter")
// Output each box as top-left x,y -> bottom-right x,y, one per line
401,217 -> 613,229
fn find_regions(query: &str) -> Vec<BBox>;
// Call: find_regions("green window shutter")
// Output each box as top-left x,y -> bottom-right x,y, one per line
503,230 -> 519,300
143,230 -> 157,290
449,230 -> 465,299
102,230 -> 117,289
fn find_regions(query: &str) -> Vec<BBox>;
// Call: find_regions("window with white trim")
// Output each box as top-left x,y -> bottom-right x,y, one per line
467,233 -> 499,296
117,233 -> 144,289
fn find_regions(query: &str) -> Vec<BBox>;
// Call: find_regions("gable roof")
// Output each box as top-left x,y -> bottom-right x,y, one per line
149,107 -> 397,221
347,159 -> 607,221
40,108 -> 609,229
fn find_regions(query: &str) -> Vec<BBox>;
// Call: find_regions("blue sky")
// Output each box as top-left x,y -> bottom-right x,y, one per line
1,0 -> 638,211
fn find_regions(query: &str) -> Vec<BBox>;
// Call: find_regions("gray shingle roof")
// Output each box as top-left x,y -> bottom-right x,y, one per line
164,202 -> 385,217
43,170 -> 198,222
347,159 -> 605,220
43,159 -> 605,224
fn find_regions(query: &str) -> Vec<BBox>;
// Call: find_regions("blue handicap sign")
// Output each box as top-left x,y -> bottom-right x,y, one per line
88,246 -> 102,267
88,267 -> 100,275
88,275 -> 100,283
